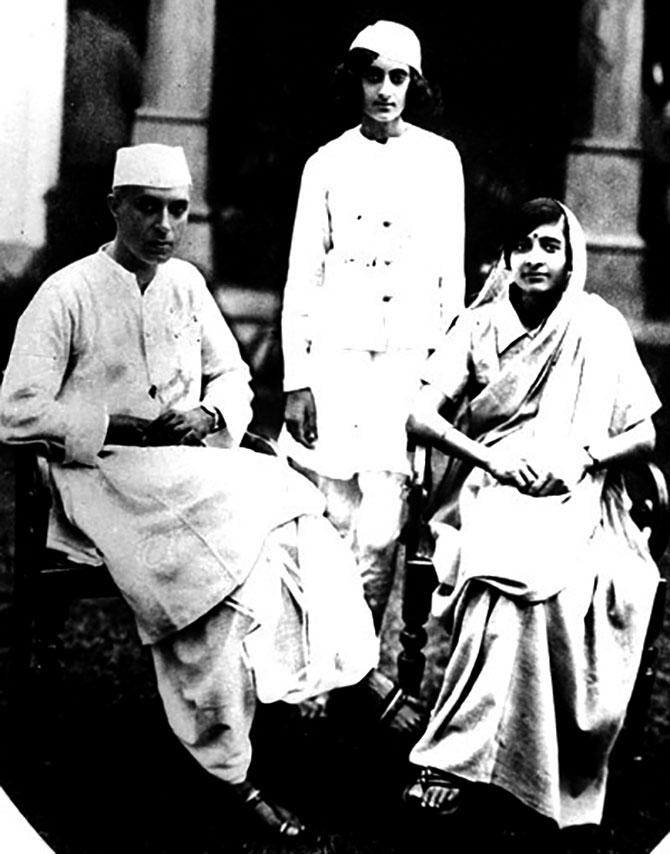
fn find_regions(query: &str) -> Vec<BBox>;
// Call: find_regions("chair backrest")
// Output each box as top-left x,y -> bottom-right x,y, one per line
13,443 -> 53,582
624,461 -> 670,564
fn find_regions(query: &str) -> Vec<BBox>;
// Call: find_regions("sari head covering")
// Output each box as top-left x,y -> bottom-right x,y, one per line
461,198 -> 589,451
471,197 -> 586,310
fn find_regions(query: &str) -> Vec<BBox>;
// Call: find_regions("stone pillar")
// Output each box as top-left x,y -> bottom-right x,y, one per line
133,0 -> 216,275
564,0 -> 645,318
0,2 -> 67,278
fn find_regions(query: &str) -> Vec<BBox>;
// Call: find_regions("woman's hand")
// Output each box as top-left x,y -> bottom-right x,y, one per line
483,446 -> 591,495
522,448 -> 591,496
482,447 -> 539,491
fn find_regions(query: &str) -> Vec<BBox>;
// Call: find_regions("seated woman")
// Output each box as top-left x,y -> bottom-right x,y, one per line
402,198 -> 661,829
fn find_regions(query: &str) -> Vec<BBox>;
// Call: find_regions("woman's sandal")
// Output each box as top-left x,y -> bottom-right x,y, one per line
233,782 -> 306,840
402,766 -> 464,817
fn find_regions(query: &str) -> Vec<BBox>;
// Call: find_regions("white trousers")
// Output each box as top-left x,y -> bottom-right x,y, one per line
151,599 -> 256,785
303,468 -> 407,631
148,516 -> 379,784
281,348 -> 426,479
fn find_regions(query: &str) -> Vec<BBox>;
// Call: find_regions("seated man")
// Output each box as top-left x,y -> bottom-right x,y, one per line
0,143 -> 378,841
402,198 -> 661,830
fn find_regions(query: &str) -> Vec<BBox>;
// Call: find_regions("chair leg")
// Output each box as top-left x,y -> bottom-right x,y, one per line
34,597 -> 69,683
7,605 -> 34,706
8,596 -> 71,771
397,554 -> 437,699
10,595 -> 70,707
618,645 -> 658,763
616,579 -> 666,763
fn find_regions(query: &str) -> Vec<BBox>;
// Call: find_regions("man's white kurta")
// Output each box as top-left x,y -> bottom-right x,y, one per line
1,248 -> 253,463
0,245 -> 379,756
0,250 -> 322,643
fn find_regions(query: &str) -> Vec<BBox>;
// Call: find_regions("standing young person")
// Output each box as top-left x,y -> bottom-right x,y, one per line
281,20 -> 466,632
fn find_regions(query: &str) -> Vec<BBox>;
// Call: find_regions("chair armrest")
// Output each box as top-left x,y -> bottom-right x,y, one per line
625,459 -> 670,565
5,435 -> 280,461
1,438 -> 65,463
401,438 -> 435,560
0,441 -> 55,579
642,461 -> 669,564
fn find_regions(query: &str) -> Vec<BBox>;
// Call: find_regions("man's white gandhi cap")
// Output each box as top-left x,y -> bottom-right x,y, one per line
349,20 -> 422,76
112,143 -> 192,189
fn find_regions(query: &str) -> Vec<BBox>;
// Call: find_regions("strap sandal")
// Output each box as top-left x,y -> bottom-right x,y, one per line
236,783 -> 306,840
402,766 -> 464,817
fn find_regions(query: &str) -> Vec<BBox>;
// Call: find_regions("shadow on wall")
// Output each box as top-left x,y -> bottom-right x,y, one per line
0,1 -> 147,369
45,2 -> 145,277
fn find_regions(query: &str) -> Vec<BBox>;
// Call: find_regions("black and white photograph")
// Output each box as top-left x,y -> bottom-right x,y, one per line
1,1 -> 670,852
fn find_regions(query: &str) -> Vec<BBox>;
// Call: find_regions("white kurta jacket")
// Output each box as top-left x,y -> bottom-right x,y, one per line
281,124 -> 466,478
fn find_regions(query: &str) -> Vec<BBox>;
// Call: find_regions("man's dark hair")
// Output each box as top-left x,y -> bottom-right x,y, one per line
109,185 -> 135,202
502,197 -> 572,271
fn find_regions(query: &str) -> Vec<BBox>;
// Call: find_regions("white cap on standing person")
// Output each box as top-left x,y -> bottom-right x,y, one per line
349,20 -> 422,75
112,143 -> 192,189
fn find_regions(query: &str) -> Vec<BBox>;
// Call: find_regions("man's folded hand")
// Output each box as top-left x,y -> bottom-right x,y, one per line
144,407 -> 211,446
105,414 -> 154,446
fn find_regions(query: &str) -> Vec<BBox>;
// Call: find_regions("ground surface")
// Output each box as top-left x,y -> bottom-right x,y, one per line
0,547 -> 668,854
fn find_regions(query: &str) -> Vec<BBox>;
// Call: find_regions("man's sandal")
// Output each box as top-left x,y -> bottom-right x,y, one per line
234,783 -> 306,840
296,691 -> 330,720
379,685 -> 429,736
402,766 -> 464,817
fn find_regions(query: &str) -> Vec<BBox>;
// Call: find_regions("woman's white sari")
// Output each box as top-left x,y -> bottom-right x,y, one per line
409,204 -> 662,827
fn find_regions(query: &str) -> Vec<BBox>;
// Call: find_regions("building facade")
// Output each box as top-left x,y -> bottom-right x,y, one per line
0,1 -> 664,431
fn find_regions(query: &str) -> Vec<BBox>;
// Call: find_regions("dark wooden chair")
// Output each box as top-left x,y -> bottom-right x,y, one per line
395,440 -> 670,757
6,432 -> 279,690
